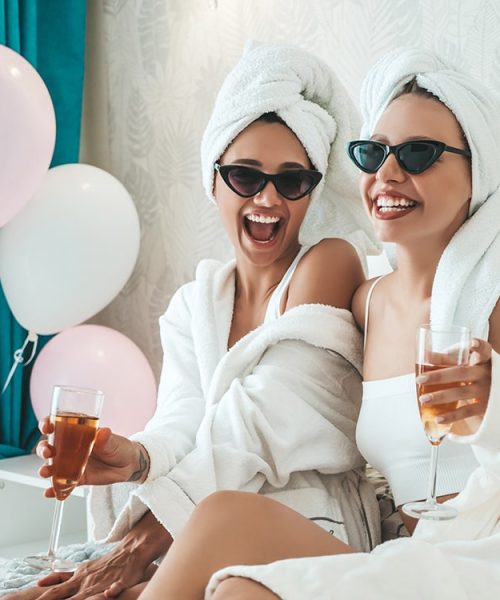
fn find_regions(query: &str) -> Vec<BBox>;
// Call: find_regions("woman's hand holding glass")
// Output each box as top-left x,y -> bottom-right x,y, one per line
403,326 -> 492,521
36,420 -> 150,496
417,337 -> 491,432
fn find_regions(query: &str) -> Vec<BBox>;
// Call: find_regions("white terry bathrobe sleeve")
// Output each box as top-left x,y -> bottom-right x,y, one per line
130,283 -> 206,482
88,282 -> 207,540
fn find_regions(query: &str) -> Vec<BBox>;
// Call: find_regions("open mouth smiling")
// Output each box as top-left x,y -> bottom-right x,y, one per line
243,213 -> 284,244
374,194 -> 418,218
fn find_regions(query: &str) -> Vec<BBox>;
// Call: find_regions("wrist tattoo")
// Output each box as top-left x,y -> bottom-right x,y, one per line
128,444 -> 150,482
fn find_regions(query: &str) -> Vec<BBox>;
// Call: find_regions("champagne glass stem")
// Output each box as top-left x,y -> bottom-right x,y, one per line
425,443 -> 440,505
47,499 -> 65,559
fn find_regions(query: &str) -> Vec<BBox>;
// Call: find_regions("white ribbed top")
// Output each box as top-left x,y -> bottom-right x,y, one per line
356,373 -> 479,506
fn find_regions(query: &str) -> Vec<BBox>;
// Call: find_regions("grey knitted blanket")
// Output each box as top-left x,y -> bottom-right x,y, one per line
0,542 -> 115,595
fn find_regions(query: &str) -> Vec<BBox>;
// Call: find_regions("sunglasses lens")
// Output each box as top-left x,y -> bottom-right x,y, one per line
398,142 -> 438,173
219,165 -> 321,200
226,167 -> 264,196
351,142 -> 386,173
276,172 -> 316,200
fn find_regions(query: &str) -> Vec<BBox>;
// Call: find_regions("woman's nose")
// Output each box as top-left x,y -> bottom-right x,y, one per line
253,182 -> 283,207
376,153 -> 406,183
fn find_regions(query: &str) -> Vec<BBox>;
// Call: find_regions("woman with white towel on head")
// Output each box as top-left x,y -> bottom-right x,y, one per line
137,47 -> 500,600
4,43 -> 381,599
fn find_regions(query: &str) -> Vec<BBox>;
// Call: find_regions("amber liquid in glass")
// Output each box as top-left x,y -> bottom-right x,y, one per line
51,412 -> 99,500
415,364 -> 467,445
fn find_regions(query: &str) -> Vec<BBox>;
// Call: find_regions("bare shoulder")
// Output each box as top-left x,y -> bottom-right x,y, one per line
286,238 -> 365,311
488,297 -> 500,353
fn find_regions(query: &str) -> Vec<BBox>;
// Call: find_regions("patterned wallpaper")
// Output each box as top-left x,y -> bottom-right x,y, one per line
80,0 -> 500,378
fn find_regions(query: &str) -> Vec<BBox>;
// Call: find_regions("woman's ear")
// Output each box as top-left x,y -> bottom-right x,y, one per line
212,176 -> 220,207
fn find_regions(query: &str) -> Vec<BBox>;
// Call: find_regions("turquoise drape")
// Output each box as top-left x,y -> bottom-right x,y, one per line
0,0 -> 86,458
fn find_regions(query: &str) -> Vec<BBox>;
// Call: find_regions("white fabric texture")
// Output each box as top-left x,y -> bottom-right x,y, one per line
88,257 -> 380,552
200,41 -> 380,258
206,351 -> 500,598
0,543 -> 115,595
357,374 -> 478,506
359,47 -> 500,338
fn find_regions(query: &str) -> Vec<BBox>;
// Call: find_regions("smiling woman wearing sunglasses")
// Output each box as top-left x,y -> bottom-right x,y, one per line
135,48 -> 500,600
4,43 -> 382,600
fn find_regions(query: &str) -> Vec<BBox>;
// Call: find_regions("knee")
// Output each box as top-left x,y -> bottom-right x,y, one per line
191,491 -> 288,534
211,577 -> 279,600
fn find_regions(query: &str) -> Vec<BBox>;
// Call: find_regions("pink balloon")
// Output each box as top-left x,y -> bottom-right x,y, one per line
30,325 -> 157,437
0,45 -> 56,227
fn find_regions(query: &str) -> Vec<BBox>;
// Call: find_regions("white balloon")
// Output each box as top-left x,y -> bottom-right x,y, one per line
0,164 -> 140,334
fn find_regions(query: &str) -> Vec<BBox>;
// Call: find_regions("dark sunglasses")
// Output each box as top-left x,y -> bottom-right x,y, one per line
346,140 -> 471,175
214,163 -> 322,201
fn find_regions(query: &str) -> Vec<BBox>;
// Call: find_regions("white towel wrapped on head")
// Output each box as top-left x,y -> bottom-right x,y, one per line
360,47 -> 500,215
360,47 -> 500,338
201,41 -> 380,257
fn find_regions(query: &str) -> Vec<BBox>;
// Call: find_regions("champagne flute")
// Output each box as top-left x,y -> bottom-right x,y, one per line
25,385 -> 104,571
403,324 -> 471,521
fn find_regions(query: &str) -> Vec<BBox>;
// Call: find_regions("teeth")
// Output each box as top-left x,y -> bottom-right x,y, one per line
379,206 -> 413,213
376,196 -> 417,208
246,214 -> 281,224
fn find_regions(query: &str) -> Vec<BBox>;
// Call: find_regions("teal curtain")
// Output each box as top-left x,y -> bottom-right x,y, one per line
0,0 -> 87,458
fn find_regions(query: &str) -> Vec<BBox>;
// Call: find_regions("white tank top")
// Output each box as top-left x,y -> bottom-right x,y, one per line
263,245 -> 310,323
356,276 -> 479,506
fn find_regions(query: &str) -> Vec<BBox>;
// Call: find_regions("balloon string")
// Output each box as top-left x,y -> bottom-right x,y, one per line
1,331 -> 38,395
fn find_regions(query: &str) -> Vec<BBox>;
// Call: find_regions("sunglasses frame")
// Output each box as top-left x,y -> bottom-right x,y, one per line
346,140 -> 471,175
214,162 -> 322,201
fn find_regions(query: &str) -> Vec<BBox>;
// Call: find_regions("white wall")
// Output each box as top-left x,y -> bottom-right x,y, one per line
0,479 -> 86,559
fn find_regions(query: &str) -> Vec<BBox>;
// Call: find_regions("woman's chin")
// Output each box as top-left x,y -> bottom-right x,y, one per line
372,221 -> 410,245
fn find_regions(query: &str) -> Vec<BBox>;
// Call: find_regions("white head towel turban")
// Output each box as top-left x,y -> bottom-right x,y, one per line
360,47 -> 500,337
201,42 -> 380,259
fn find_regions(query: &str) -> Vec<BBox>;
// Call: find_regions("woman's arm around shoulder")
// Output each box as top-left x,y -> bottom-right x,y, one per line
286,238 -> 365,312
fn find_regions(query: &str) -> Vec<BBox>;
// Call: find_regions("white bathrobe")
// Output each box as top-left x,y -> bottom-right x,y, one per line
205,351 -> 500,599
88,258 -> 380,552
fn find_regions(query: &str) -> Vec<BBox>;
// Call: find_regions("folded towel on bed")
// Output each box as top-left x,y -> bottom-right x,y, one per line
360,47 -> 500,338
201,41 -> 380,257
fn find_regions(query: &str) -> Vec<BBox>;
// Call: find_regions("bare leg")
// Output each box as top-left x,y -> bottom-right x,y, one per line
139,491 -> 353,600
211,577 -> 280,600
115,582 -> 149,598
